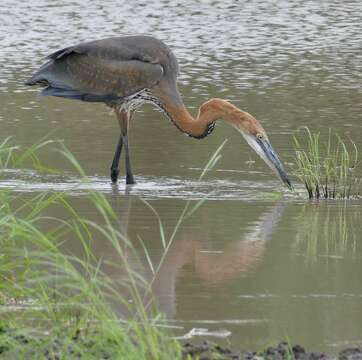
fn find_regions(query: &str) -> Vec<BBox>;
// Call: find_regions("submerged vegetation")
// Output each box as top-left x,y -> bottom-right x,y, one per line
293,127 -> 361,199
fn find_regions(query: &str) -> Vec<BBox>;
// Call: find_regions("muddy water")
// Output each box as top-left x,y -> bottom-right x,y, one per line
1,0 -> 362,353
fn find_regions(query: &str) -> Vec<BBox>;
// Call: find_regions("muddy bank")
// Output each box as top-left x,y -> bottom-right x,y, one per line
1,326 -> 362,359
182,341 -> 362,360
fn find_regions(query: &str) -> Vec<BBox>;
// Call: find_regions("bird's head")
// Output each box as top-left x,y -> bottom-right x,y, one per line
231,110 -> 292,190
163,97 -> 292,189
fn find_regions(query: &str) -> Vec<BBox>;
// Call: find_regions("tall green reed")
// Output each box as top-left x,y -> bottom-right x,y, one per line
0,139 -> 181,359
293,127 -> 361,199
0,137 -> 227,359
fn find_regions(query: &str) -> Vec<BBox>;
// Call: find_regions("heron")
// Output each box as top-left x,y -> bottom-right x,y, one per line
25,35 -> 292,189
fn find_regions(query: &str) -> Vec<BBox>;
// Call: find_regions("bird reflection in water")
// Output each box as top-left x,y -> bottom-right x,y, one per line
106,187 -> 286,319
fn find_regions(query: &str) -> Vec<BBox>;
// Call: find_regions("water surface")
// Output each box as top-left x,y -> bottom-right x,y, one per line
1,0 -> 362,353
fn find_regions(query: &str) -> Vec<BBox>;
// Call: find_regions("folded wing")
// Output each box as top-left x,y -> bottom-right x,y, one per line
25,42 -> 164,103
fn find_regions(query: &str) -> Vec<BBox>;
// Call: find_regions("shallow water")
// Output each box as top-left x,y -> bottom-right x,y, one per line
1,0 -> 362,353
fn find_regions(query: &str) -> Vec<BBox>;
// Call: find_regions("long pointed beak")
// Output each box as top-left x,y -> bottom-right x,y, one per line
244,135 -> 293,190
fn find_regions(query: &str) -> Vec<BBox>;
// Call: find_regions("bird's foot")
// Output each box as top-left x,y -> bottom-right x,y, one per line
110,168 -> 119,183
126,174 -> 135,185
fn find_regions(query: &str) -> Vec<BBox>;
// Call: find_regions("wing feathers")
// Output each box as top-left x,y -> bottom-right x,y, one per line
26,52 -> 164,103
40,86 -> 122,102
47,45 -> 86,60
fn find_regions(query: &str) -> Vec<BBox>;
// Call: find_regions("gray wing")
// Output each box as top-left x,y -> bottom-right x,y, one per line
25,40 -> 164,102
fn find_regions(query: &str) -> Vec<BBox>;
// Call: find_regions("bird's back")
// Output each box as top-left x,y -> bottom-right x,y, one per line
25,36 -> 179,103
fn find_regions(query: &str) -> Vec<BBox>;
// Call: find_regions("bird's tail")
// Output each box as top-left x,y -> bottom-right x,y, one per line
24,75 -> 42,86
24,60 -> 53,86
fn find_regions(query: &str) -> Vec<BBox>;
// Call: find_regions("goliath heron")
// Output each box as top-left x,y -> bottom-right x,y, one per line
25,35 -> 292,188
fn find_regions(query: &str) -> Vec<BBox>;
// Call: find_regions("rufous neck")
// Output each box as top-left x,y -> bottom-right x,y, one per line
163,98 -> 247,138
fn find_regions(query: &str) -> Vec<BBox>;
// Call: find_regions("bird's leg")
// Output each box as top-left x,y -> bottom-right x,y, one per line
123,135 -> 135,185
115,109 -> 135,185
110,134 -> 123,183
110,109 -> 128,183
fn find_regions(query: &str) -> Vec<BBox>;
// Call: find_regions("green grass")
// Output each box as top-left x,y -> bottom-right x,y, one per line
293,127 -> 361,199
0,142 -> 180,359
0,137 -> 227,359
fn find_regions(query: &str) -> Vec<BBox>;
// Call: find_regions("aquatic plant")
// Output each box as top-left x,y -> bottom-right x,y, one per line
0,137 -> 227,358
293,127 -> 361,199
0,139 -> 181,359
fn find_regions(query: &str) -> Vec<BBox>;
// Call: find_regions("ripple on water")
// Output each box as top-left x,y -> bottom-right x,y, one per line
1,0 -> 362,94
0,169 -> 296,201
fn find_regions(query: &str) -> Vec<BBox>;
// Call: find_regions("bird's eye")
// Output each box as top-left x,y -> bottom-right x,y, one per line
256,133 -> 263,140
